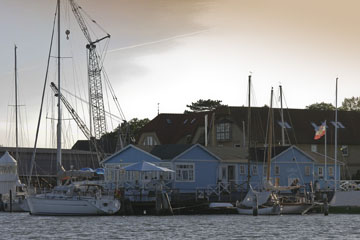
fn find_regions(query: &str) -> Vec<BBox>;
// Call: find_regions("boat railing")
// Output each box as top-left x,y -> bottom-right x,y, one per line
339,180 -> 360,191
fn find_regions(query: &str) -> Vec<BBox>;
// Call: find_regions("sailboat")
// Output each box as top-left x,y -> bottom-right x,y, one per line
1,45 -> 29,212
27,0 -> 120,216
236,79 -> 281,215
274,85 -> 314,215
328,78 -> 360,213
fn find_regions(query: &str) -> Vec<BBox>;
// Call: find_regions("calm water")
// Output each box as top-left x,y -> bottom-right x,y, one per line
1,213 -> 360,239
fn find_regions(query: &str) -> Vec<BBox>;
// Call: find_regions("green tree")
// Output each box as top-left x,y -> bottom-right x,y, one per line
185,99 -> 226,112
100,118 -> 150,152
306,102 -> 335,111
340,97 -> 360,111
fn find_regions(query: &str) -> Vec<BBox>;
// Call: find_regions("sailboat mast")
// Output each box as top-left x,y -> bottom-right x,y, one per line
279,85 -> 285,146
14,45 -> 19,161
56,0 -> 62,184
247,75 -> 251,185
335,77 -> 338,191
266,88 -> 274,182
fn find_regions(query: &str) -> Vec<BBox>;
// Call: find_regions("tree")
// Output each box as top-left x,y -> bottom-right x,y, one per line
340,97 -> 360,111
185,99 -> 226,112
306,102 -> 335,111
100,118 -> 150,152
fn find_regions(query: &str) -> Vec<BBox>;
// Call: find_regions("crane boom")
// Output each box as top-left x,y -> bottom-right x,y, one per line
50,82 -> 104,161
69,0 -> 110,140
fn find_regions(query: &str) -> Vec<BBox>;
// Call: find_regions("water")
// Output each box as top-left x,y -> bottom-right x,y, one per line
1,213 -> 359,239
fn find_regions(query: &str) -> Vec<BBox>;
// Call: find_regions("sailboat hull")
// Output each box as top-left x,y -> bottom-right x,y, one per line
27,195 -> 120,216
237,205 -> 281,215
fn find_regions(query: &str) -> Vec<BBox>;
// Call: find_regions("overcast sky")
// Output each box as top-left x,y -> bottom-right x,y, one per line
1,0 -> 360,148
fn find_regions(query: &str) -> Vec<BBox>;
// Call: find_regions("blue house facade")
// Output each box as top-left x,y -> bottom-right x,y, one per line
235,146 -> 341,190
170,144 -> 220,193
101,144 -> 220,193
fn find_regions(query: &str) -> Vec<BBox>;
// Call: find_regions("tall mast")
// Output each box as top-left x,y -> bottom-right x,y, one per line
14,45 -> 19,161
335,77 -> 338,191
279,85 -> 285,146
56,0 -> 62,185
266,88 -> 274,183
247,75 -> 251,185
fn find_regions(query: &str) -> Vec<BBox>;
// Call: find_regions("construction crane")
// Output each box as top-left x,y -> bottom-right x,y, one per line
50,82 -> 105,161
69,0 -> 110,140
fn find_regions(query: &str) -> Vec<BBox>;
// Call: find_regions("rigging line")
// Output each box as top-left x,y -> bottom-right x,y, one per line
60,86 -> 123,121
104,73 -> 114,131
108,29 -> 210,53
28,3 -> 57,186
282,91 -> 298,145
78,5 -> 109,36
103,69 -> 126,120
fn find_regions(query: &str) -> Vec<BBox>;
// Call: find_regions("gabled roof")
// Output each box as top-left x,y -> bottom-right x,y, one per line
223,106 -> 360,145
140,106 -> 360,145
0,151 -> 17,165
149,144 -> 193,160
172,144 -> 221,161
101,144 -> 161,164
205,146 -> 248,162
139,112 -> 211,144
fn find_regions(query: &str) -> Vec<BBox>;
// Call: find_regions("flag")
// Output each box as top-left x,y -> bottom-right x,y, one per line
314,122 -> 326,140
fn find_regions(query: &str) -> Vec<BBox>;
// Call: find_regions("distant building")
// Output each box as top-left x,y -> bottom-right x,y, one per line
138,106 -> 360,178
0,147 -> 99,187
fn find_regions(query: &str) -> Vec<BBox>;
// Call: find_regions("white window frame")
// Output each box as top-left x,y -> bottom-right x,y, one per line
216,122 -> 231,141
311,144 -> 317,153
175,163 -> 195,182
143,136 -> 157,146
252,165 -> 258,176
328,167 -> 334,177
239,165 -> 245,175
305,166 -> 311,176
318,167 -> 324,177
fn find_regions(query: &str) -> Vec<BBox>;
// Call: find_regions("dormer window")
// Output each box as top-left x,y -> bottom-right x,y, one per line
143,136 -> 157,146
216,122 -> 231,141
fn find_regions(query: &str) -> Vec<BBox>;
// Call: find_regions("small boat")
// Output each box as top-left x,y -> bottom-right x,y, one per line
27,183 -> 120,216
236,186 -> 282,215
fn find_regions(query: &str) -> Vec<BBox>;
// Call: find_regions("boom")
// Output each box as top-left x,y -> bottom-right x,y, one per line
50,82 -> 104,161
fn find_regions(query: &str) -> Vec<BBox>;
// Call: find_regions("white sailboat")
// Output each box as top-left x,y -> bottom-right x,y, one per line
236,79 -> 281,215
27,0 -> 120,216
329,78 -> 360,213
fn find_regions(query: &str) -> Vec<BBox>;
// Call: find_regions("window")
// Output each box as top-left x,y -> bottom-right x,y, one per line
328,167 -> 334,177
275,165 -> 280,176
311,144 -> 317,153
252,165 -> 258,175
216,123 -> 231,141
341,145 -> 348,156
175,164 -> 195,182
143,136 -> 157,146
318,167 -> 324,177
240,165 -> 245,175
277,121 -> 292,129
263,166 -> 267,176
305,166 -> 311,176
330,121 -> 345,129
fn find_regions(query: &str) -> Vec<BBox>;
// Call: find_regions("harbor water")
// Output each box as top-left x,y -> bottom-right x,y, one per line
1,213 -> 360,239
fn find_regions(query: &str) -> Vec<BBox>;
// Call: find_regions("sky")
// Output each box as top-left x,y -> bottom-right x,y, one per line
1,0 -> 360,148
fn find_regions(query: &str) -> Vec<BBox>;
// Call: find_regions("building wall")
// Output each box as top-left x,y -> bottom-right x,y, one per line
172,146 -> 219,193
